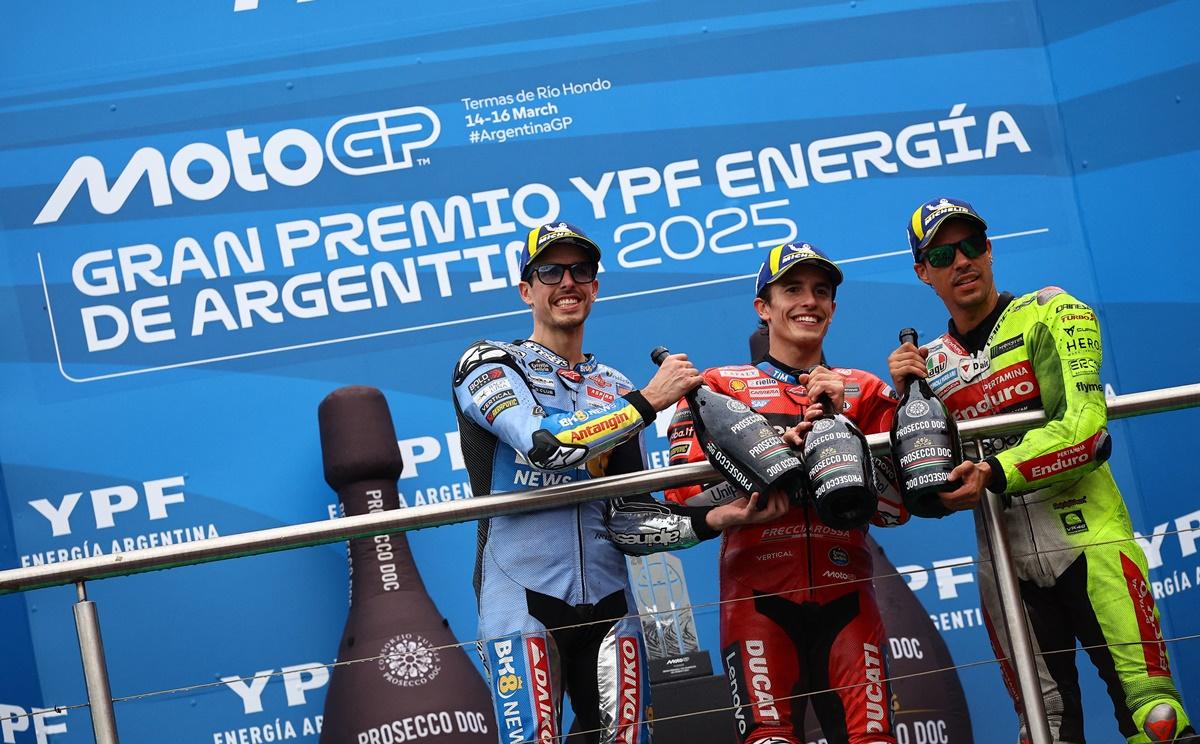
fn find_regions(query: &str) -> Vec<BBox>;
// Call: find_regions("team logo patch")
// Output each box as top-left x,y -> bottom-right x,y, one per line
485,397 -> 519,423
990,334 -> 1025,358
587,385 -> 615,404
616,636 -> 642,741
468,367 -> 505,394
526,637 -> 557,740
958,356 -> 990,382
828,547 -> 850,566
729,379 -> 747,392
1060,510 -> 1088,535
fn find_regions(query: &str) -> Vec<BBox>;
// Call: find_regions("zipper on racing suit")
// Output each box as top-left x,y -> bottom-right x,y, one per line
570,380 -> 587,604
577,503 -> 588,604
804,502 -> 816,604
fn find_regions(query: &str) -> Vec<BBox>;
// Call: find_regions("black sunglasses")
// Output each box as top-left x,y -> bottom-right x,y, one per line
921,234 -> 987,268
525,261 -> 598,285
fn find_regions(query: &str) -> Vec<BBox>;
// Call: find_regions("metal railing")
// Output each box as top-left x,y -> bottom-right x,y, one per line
2,382 -> 1198,744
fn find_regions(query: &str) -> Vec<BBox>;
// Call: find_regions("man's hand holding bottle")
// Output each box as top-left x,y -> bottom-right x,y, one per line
705,489 -> 791,531
798,366 -> 846,414
641,352 -> 703,411
887,334 -> 983,513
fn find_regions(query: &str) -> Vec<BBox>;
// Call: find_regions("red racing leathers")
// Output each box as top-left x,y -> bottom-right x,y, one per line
665,358 -> 907,744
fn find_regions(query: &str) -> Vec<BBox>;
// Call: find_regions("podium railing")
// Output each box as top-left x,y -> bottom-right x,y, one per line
2,382 -> 1198,744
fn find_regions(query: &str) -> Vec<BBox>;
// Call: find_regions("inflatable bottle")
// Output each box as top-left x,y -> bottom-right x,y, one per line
318,386 -> 494,743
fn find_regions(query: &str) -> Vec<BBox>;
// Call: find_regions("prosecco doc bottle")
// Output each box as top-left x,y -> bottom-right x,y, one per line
889,328 -> 962,518
651,347 -> 805,507
801,393 -> 876,529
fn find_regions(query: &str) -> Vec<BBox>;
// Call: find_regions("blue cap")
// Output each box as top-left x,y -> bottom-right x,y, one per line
907,197 -> 989,260
518,222 -> 601,279
755,242 -> 843,297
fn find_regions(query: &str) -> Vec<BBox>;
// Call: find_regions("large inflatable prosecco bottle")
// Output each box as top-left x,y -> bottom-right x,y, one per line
317,386 -> 494,744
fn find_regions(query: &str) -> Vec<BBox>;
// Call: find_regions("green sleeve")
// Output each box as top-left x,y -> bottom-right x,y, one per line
987,292 -> 1112,493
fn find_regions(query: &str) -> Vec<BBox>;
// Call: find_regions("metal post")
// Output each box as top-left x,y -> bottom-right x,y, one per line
975,439 -> 1052,744
73,581 -> 120,743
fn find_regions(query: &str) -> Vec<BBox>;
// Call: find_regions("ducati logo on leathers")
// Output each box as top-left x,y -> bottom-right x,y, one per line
724,640 -> 780,738
863,643 -> 887,733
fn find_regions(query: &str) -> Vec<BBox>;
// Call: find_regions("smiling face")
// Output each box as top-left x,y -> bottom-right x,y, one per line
518,242 -> 598,333
914,217 -> 995,318
754,264 -> 836,359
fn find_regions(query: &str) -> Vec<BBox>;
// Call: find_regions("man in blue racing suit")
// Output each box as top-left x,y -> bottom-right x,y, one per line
452,221 -> 785,744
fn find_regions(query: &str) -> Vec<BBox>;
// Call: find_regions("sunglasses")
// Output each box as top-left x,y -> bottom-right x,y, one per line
921,234 -> 987,268
525,261 -> 598,285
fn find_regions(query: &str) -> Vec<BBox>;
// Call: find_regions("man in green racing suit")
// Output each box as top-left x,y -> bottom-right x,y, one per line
887,197 -> 1194,743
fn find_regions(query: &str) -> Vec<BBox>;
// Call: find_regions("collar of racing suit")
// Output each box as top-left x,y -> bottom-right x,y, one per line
760,352 -> 829,382
514,338 -> 597,371
947,291 -> 1015,353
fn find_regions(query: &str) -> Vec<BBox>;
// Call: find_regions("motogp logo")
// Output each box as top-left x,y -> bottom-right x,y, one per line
36,106 -> 441,224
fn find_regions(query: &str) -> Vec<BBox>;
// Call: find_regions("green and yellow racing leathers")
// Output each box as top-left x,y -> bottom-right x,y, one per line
922,287 -> 1192,743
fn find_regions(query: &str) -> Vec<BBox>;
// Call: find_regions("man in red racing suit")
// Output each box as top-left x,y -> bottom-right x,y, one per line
666,242 -> 907,744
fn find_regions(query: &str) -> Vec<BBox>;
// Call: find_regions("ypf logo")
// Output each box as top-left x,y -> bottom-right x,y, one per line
35,106 -> 441,224
378,633 -> 442,687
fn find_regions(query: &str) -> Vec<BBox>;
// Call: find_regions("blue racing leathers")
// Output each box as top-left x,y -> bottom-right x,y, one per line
451,339 -> 717,744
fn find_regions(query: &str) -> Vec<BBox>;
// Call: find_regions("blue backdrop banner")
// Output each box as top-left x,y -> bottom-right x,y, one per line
2,2 -> 1197,742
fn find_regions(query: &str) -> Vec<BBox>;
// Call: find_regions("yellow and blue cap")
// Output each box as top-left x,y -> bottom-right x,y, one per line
519,221 -> 601,279
755,242 -> 843,297
907,197 -> 988,260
